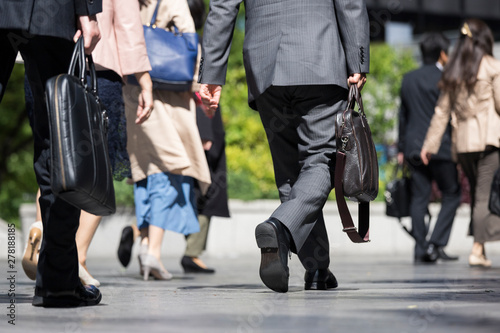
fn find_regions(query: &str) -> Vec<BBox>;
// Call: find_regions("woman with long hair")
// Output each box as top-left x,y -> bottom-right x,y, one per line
421,18 -> 500,267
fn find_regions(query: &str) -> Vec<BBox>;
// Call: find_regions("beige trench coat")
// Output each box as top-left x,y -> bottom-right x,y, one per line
423,55 -> 500,158
124,0 -> 210,194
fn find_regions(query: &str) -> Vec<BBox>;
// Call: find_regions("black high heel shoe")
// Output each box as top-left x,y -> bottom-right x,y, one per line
181,256 -> 215,274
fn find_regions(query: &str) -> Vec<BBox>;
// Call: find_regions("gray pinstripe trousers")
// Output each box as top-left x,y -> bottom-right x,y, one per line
256,84 -> 347,270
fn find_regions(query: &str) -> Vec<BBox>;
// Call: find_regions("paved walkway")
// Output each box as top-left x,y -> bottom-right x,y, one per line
1,253 -> 499,332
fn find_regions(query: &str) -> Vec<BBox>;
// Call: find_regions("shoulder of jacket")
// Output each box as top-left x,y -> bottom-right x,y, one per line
479,55 -> 500,78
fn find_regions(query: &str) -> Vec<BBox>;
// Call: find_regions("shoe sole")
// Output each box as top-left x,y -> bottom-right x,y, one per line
255,223 -> 289,293
32,293 -> 102,307
22,228 -> 41,280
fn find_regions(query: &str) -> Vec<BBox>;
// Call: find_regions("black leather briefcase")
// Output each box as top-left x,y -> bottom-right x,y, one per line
45,37 -> 116,216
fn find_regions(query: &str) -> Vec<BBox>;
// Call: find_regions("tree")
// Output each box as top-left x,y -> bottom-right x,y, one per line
0,64 -> 38,226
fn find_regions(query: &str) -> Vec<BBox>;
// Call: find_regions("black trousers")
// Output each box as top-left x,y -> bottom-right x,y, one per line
255,85 -> 347,271
407,158 -> 461,258
0,30 -> 80,292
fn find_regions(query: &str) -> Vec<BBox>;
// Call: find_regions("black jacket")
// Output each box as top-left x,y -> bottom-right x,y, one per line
398,64 -> 452,161
0,0 -> 102,41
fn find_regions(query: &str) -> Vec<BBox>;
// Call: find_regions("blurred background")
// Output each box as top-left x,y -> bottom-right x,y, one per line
3,0 -> 500,228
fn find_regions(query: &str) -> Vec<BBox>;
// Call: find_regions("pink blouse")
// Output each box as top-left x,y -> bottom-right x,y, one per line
92,0 -> 151,78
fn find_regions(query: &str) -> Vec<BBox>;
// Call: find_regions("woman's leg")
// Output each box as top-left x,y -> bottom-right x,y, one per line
76,211 -> 102,266
75,211 -> 102,286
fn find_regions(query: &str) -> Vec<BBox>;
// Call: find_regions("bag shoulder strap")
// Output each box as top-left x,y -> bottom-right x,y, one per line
334,151 -> 370,243
150,0 -> 161,26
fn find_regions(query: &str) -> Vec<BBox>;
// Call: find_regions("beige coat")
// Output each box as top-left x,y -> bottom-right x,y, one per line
124,0 -> 211,194
92,0 -> 151,77
423,55 -> 500,159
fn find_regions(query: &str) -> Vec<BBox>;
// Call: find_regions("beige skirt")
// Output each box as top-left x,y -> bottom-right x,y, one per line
123,84 -> 211,194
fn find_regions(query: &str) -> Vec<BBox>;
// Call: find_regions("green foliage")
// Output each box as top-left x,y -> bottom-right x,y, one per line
113,179 -> 135,207
0,64 -> 37,227
363,43 -> 418,145
219,9 -> 278,200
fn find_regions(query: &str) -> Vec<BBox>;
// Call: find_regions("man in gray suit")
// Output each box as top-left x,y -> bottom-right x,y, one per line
199,0 -> 370,292
0,0 -> 102,307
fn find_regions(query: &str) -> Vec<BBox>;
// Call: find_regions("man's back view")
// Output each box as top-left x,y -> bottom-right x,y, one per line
199,0 -> 370,292
398,33 -> 461,263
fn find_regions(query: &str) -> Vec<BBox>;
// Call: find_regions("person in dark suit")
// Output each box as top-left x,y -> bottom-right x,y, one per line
198,0 -> 370,292
398,32 -> 461,264
0,0 -> 103,307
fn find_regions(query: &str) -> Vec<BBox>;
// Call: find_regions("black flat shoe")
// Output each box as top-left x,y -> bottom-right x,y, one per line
117,226 -> 134,267
33,283 -> 102,307
437,247 -> 459,261
181,256 -> 215,274
255,218 -> 291,293
304,269 -> 338,290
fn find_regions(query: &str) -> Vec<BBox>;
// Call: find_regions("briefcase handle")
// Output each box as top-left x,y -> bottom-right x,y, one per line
346,84 -> 365,116
68,37 -> 99,97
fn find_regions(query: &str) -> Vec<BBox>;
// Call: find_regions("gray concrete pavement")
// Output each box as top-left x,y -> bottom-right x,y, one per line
1,253 -> 499,333
13,201 -> 500,262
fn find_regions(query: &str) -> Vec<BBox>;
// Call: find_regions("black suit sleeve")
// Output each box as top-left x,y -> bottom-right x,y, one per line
74,0 -> 102,16
398,78 -> 408,154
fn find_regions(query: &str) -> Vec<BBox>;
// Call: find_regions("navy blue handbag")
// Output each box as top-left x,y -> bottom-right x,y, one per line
128,0 -> 198,91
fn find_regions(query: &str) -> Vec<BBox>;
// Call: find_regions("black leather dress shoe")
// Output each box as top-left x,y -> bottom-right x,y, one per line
304,269 -> 338,290
33,283 -> 102,307
181,256 -> 215,273
437,247 -> 459,261
414,256 -> 437,264
255,218 -> 291,293
425,244 -> 439,262
414,244 -> 438,264
117,226 -> 134,267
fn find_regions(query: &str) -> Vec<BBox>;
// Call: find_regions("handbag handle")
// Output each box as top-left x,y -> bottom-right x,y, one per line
346,84 -> 365,116
392,161 -> 410,180
68,37 -> 99,96
148,0 -> 181,35
149,0 -> 161,27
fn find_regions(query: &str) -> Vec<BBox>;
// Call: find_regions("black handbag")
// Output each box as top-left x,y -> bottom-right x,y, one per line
489,167 -> 500,216
128,0 -> 198,91
334,85 -> 379,243
46,37 -> 116,216
385,163 -> 411,219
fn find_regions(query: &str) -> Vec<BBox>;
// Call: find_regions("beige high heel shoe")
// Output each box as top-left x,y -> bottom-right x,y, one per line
22,221 -> 43,280
79,262 -> 101,287
140,254 -> 173,281
469,253 -> 492,268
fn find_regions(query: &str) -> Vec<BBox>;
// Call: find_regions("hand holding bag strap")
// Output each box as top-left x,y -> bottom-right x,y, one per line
334,151 -> 370,243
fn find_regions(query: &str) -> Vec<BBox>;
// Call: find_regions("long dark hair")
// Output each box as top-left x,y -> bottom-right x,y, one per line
439,18 -> 494,95
187,0 -> 206,31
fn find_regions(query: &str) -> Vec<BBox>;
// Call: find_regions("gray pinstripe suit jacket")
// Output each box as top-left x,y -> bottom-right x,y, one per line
0,0 -> 102,41
198,0 -> 370,110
